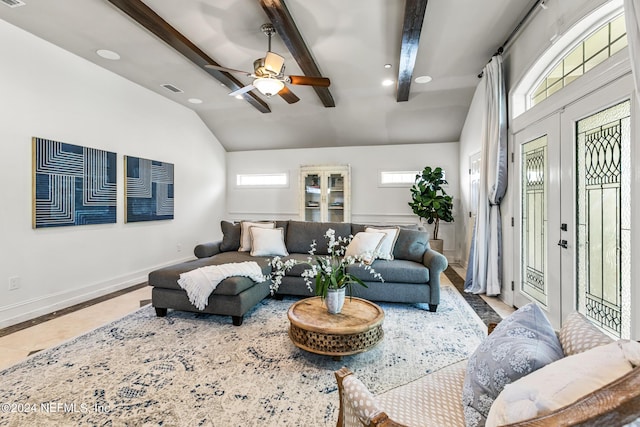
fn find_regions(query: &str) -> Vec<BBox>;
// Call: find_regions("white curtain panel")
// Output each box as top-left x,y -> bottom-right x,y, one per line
465,55 -> 508,296
624,0 -> 640,107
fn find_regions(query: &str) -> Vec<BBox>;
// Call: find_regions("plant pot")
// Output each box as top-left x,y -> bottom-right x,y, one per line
429,239 -> 444,254
325,288 -> 346,314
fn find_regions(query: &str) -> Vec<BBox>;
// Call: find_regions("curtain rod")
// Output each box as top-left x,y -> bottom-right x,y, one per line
478,0 -> 545,78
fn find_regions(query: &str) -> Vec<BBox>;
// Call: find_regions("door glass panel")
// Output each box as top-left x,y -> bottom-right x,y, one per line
304,174 -> 321,222
576,100 -> 630,338
521,135 -> 548,305
327,173 -> 344,222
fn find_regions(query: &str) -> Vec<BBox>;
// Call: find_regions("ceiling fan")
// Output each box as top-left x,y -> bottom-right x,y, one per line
205,24 -> 330,104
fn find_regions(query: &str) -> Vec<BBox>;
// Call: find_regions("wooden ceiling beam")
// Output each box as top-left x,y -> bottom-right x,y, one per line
107,0 -> 271,113
259,0 -> 335,108
397,0 -> 429,102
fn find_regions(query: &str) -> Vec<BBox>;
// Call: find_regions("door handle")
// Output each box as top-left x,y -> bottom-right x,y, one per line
557,240 -> 568,249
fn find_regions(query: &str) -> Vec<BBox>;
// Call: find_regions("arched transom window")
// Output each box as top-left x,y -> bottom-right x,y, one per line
529,13 -> 627,107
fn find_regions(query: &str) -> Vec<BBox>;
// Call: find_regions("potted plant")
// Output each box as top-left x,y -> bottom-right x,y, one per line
269,229 -> 383,314
408,166 -> 454,254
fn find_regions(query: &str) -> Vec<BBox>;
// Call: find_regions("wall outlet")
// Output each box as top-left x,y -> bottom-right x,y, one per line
176,243 -> 182,252
8,276 -> 20,291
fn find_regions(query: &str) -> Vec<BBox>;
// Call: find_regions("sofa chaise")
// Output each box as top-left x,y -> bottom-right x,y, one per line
148,220 -> 448,325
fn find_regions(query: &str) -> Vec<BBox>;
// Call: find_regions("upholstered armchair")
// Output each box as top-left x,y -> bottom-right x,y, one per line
334,307 -> 640,427
335,365 -> 640,426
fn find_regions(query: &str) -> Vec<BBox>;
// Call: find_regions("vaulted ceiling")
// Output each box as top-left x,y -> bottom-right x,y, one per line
0,0 -> 535,151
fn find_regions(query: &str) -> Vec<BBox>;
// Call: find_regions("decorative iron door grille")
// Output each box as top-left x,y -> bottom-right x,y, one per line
521,136 -> 548,306
576,99 -> 631,338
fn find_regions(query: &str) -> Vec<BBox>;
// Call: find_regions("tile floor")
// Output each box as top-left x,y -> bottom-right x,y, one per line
0,266 -> 514,371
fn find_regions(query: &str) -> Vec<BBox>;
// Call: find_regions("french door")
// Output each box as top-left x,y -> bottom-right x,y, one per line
514,75 -> 632,337
514,115 -> 562,328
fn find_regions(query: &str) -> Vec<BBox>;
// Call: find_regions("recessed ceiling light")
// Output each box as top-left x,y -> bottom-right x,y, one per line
188,98 -> 203,104
96,49 -> 120,60
415,75 -> 432,84
235,95 -> 243,100
382,79 -> 394,86
384,64 -> 392,69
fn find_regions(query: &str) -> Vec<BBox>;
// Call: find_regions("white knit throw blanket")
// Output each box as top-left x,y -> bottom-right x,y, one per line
177,261 -> 265,310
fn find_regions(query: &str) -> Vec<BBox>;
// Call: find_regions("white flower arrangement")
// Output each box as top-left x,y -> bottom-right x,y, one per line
268,228 -> 384,298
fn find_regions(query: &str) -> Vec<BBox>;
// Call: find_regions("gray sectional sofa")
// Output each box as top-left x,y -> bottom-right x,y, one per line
148,220 -> 448,325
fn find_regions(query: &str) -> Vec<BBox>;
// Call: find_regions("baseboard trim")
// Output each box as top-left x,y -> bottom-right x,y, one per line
0,282 -> 148,337
0,256 -> 193,329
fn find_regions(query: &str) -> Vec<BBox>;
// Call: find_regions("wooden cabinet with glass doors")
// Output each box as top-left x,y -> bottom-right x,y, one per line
300,165 -> 351,222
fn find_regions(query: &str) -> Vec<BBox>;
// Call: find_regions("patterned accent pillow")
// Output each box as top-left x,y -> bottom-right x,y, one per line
559,311 -> 613,356
462,303 -> 564,426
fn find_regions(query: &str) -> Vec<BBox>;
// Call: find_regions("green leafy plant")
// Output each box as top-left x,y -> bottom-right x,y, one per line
408,166 -> 454,240
269,229 -> 383,299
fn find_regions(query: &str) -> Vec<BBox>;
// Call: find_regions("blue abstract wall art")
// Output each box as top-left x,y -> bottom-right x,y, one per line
124,156 -> 174,223
33,137 -> 117,228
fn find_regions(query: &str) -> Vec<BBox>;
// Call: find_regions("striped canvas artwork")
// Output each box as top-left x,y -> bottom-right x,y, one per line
124,156 -> 174,222
33,137 -> 117,228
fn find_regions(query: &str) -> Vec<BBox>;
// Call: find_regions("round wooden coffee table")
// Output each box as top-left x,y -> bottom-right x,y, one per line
287,297 -> 384,359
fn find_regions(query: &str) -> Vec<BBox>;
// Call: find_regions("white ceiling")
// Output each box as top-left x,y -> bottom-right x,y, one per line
0,0 -> 535,152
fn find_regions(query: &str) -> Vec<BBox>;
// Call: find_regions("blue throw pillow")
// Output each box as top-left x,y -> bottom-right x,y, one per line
462,302 -> 563,426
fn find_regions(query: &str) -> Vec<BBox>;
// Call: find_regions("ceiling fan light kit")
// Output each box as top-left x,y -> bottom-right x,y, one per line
253,77 -> 285,97
204,23 -> 330,104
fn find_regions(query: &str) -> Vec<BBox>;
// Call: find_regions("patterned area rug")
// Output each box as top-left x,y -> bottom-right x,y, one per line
0,284 -> 485,426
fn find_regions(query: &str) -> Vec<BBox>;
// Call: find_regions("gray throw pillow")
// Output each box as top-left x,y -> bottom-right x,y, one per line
392,229 -> 429,263
350,223 -> 366,235
462,302 -> 563,427
220,221 -> 240,252
285,220 -> 351,255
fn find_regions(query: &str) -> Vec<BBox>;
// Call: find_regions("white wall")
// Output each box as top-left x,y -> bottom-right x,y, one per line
0,19 -> 227,327
457,82 -> 485,267
226,143 -> 460,260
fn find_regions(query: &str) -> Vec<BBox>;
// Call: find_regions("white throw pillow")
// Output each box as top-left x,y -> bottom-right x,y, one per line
344,232 -> 386,265
485,340 -> 640,427
365,227 -> 400,260
239,221 -> 274,252
250,227 -> 289,257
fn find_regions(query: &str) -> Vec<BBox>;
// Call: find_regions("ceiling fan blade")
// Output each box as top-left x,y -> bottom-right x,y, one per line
288,75 -> 330,87
229,84 -> 256,97
205,64 -> 252,76
278,85 -> 300,104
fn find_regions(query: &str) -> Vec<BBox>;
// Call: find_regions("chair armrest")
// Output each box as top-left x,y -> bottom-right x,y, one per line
422,249 -> 448,306
193,241 -> 222,258
335,367 -> 406,427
